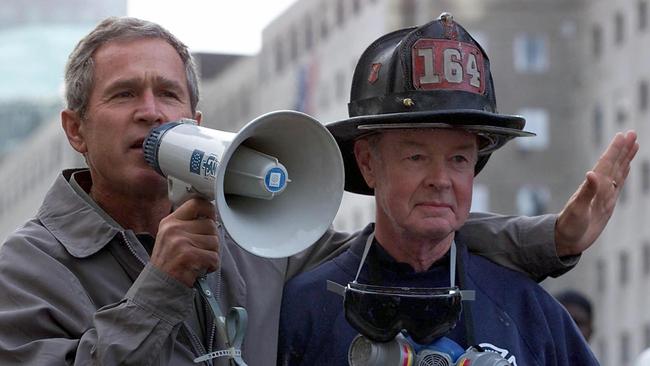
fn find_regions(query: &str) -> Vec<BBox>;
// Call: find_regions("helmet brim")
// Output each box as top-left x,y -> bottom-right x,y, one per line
326,110 -> 534,195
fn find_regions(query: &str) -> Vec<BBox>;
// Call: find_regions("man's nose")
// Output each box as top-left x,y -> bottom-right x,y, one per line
424,162 -> 452,190
134,91 -> 164,124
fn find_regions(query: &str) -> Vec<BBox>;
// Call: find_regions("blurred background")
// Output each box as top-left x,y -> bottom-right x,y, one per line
0,0 -> 648,364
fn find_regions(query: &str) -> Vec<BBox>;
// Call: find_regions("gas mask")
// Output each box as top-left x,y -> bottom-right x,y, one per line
348,334 -> 510,366
328,233 -> 509,366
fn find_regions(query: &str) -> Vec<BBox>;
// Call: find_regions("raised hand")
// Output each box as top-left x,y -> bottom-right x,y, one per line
555,130 -> 639,256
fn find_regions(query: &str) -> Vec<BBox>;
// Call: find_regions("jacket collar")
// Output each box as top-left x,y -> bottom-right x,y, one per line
37,169 -> 121,258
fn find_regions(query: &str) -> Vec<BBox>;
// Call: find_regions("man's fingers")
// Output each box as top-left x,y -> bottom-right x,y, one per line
591,130 -> 637,183
609,131 -> 638,187
180,218 -> 219,236
172,198 -> 217,221
569,172 -> 598,213
621,134 -> 639,172
592,132 -> 624,175
195,249 -> 221,273
184,232 -> 220,252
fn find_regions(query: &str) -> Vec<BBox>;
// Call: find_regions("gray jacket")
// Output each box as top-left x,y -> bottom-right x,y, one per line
0,170 -> 571,365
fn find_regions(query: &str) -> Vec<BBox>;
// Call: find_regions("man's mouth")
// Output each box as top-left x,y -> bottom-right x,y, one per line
416,202 -> 452,209
131,139 -> 145,149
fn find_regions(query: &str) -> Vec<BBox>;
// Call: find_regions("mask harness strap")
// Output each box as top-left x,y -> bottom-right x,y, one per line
456,242 -> 477,347
353,231 -> 458,288
353,231 -> 375,283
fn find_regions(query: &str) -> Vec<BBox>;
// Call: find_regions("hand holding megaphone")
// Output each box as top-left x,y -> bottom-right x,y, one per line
142,110 -> 344,366
150,197 -> 220,288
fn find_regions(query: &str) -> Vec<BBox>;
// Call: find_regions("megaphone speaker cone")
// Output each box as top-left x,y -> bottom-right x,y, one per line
216,110 -> 344,258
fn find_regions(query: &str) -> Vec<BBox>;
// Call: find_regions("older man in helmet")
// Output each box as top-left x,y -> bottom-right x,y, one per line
278,15 -> 610,366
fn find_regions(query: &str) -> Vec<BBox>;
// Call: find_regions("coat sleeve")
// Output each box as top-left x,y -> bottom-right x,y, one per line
284,228 -> 357,281
458,212 -> 580,281
0,234 -> 194,366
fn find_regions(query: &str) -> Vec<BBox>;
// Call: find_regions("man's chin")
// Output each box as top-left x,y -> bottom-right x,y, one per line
131,170 -> 168,195
408,219 -> 457,240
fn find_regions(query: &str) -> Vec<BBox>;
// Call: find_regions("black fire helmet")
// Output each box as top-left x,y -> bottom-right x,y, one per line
326,13 -> 534,195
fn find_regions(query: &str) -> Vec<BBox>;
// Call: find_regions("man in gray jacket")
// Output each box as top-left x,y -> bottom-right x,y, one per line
0,16 -> 637,366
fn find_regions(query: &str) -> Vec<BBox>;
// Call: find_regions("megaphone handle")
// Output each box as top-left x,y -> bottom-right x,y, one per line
168,176 -> 201,209
195,277 -> 248,366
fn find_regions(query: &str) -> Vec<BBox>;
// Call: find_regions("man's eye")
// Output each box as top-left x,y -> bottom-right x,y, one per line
407,154 -> 423,161
160,90 -> 179,99
452,155 -> 469,163
113,91 -> 134,99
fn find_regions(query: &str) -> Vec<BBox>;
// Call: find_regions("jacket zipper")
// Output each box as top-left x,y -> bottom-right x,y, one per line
120,232 -> 213,366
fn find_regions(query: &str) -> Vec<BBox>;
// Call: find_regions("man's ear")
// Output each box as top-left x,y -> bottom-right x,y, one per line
194,110 -> 203,126
61,109 -> 87,154
354,139 -> 377,189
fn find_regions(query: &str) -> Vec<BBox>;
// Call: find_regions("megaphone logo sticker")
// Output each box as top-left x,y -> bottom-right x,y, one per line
203,155 -> 218,178
189,149 -> 218,180
189,149 -> 204,175
265,167 -> 286,192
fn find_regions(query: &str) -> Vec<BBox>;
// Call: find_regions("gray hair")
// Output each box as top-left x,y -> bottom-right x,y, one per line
364,132 -> 384,159
64,17 -> 200,117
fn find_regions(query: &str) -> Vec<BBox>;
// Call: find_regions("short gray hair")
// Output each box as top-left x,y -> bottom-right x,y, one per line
64,17 -> 200,117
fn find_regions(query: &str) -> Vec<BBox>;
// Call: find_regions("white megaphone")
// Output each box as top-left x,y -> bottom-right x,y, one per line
143,110 -> 344,258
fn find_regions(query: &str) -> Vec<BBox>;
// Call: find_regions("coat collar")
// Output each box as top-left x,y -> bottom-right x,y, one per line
37,169 -> 121,258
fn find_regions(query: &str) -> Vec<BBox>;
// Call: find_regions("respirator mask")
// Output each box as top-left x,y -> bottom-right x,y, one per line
328,233 -> 510,366
348,333 -> 511,366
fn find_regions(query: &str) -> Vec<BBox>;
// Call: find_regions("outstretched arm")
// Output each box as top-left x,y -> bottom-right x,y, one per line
555,130 -> 638,256
461,131 -> 638,280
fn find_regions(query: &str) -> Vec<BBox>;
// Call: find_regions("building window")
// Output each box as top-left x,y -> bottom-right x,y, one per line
640,80 -> 649,111
643,161 -> 650,194
471,184 -> 489,212
616,106 -> 628,126
619,251 -> 629,286
516,185 -> 550,216
593,105 -> 604,147
513,33 -> 548,73
320,3 -> 329,40
274,39 -> 284,73
336,0 -> 345,27
290,27 -> 299,62
592,25 -> 603,57
353,0 -> 361,14
641,241 -> 650,276
641,0 -> 648,31
305,17 -> 314,51
596,258 -> 606,292
615,12 -> 625,44
517,108 -> 549,151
